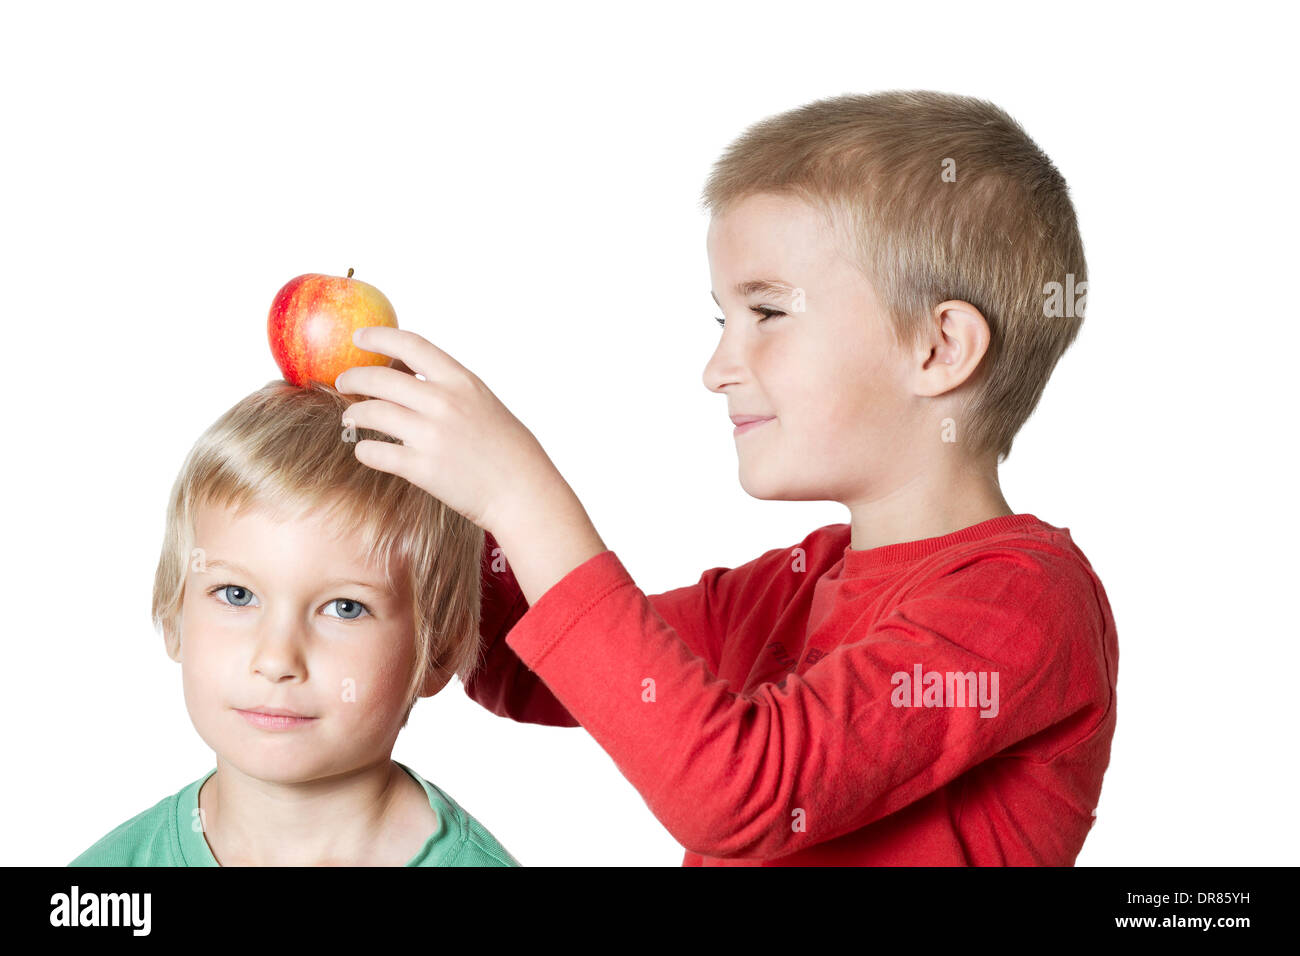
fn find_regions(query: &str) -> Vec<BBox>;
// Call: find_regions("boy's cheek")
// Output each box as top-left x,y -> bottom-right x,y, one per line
179,651 -> 219,704
324,653 -> 410,716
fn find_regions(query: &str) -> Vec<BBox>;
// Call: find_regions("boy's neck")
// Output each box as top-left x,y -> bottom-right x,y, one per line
197,757 -> 437,866
846,457 -> 1013,552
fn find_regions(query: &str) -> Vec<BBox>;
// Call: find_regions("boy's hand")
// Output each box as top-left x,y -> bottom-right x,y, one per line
333,325 -> 564,536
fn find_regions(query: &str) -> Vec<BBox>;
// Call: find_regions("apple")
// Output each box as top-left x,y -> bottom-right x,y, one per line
268,268 -> 399,388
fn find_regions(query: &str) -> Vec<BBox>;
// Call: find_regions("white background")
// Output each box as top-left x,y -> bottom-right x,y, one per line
2,0 -> 1295,867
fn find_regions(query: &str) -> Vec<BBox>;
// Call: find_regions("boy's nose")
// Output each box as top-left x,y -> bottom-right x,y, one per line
249,622 -> 309,682
702,338 -> 746,394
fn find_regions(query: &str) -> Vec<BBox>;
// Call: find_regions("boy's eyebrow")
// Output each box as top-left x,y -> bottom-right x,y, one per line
710,280 -> 796,305
319,577 -> 392,595
198,558 -> 256,578
199,559 -> 389,595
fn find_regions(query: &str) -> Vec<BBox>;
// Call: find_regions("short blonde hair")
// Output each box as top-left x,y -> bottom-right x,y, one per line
700,90 -> 1087,463
152,380 -> 484,727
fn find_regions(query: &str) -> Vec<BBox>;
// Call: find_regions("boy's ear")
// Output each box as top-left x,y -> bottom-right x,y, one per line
417,664 -> 453,699
914,299 -> 991,396
163,624 -> 182,662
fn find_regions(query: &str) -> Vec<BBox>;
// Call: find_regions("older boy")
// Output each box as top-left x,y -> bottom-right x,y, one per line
337,90 -> 1116,865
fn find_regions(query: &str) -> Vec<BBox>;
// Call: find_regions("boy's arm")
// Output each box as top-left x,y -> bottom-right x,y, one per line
497,544 -> 1116,860
463,531 -> 735,725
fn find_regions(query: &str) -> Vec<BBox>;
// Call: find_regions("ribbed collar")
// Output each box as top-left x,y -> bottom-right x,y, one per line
841,514 -> 1049,576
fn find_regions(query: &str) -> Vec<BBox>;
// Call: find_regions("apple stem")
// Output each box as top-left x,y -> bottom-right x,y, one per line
347,267 -> 354,278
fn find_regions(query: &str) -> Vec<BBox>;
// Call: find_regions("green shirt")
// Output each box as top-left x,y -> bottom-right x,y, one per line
68,760 -> 520,867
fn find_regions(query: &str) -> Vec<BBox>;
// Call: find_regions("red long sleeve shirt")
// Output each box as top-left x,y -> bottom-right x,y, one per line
463,513 -> 1118,865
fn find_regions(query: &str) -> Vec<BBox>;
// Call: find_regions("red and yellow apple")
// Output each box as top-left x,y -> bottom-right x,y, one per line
268,268 -> 399,388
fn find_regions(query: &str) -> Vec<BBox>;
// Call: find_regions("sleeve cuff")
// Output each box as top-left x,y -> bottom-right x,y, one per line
503,549 -> 635,668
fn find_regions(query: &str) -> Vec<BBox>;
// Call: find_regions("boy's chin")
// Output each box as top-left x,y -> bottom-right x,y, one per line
215,749 -> 335,785
737,466 -> 809,502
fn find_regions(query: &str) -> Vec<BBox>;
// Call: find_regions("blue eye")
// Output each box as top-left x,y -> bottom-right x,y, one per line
714,306 -> 785,329
211,584 -> 255,607
323,599 -> 370,621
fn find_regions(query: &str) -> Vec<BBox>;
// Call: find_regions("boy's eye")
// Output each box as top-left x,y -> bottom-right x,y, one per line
714,306 -> 786,329
211,584 -> 256,607
323,599 -> 370,621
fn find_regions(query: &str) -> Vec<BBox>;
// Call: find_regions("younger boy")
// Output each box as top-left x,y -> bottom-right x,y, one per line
458,90 -> 1117,865
70,381 -> 519,866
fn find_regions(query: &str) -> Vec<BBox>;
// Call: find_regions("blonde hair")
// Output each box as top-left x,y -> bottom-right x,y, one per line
152,380 -> 484,727
700,90 -> 1087,463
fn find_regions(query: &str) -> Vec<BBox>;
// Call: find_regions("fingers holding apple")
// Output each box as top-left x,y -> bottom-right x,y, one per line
264,270 -> 556,534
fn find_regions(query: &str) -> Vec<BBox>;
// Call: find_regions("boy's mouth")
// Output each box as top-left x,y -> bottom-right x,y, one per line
235,707 -> 318,730
240,705 -> 312,717
732,415 -> 775,436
